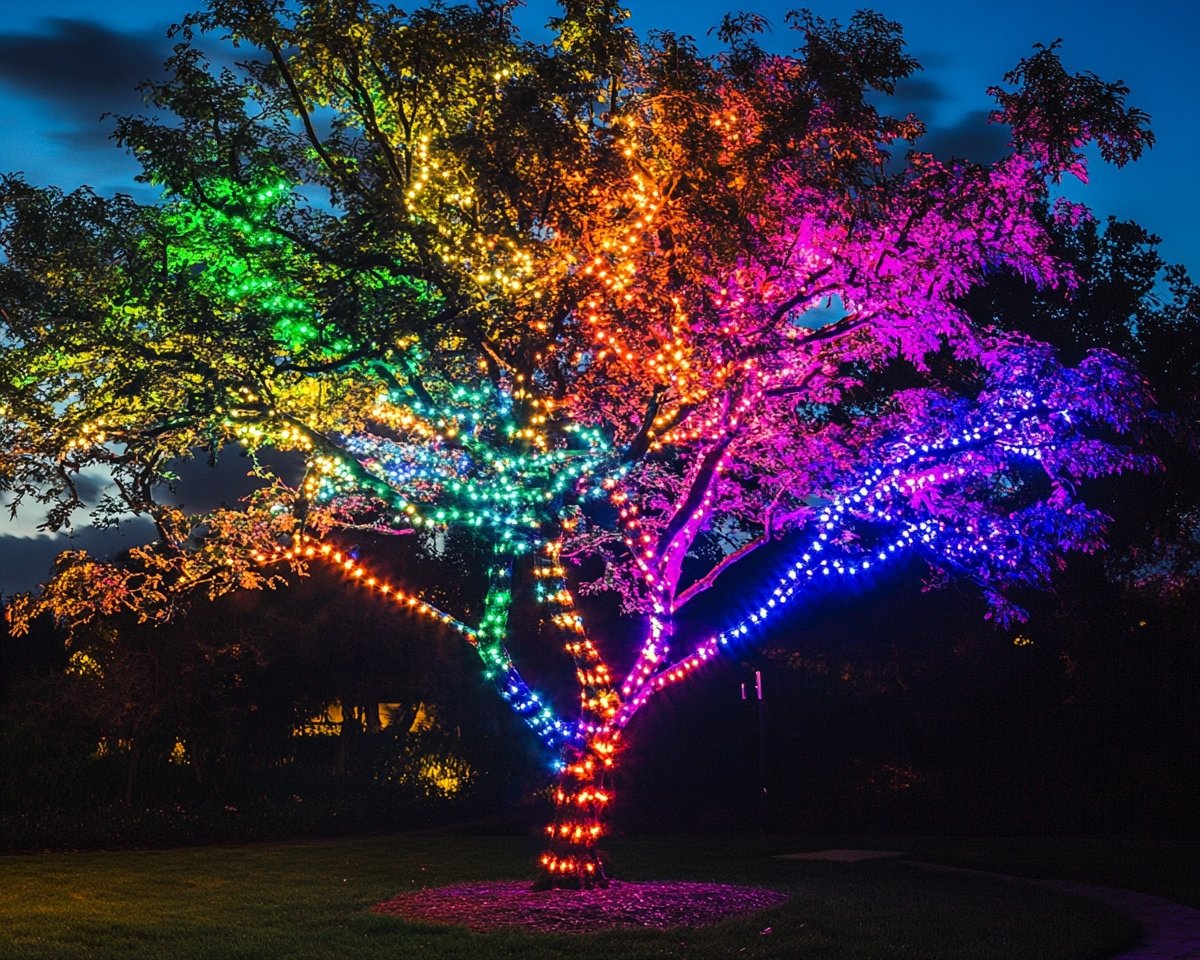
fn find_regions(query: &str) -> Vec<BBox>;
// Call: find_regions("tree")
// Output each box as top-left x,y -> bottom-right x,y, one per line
1,1 -> 1157,886
965,214 -> 1200,598
949,216 -> 1200,831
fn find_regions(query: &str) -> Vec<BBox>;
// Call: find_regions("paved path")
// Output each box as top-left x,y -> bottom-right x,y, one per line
776,850 -> 1200,959
1035,879 -> 1200,960
912,861 -> 1200,960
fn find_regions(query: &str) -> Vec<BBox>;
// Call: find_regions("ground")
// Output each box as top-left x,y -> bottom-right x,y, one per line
376,879 -> 788,933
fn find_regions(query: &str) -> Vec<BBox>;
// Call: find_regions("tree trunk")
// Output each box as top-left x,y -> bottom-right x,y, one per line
123,738 -> 141,808
536,730 -> 620,889
189,738 -> 206,787
364,699 -> 382,735
333,700 -> 360,775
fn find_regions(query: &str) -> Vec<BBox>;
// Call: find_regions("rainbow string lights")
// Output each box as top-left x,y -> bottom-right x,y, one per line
534,539 -> 622,882
475,548 -> 584,751
0,0 -> 1159,897
256,530 -> 623,882
252,536 -> 477,638
171,42 -> 1139,891
296,378 -> 624,550
252,387 -> 1085,887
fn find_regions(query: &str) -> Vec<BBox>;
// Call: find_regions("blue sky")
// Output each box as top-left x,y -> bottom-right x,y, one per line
1,0 -> 1194,267
1,0 -> 1196,595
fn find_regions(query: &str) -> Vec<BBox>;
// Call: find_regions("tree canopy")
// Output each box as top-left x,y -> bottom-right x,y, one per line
1,0 -> 1162,885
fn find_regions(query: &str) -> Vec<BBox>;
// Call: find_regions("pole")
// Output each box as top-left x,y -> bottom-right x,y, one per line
756,669 -> 767,834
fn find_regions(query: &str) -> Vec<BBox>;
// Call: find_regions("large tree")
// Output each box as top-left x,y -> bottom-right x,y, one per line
2,0 -> 1156,885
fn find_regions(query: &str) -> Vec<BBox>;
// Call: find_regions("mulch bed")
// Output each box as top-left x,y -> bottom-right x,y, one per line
374,879 -> 789,934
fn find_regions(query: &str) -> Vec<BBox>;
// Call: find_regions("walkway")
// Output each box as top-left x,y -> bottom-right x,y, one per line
775,850 -> 1200,960
1034,879 -> 1200,960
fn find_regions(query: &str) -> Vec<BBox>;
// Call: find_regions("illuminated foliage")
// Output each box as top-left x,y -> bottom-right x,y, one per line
1,1 -> 1157,886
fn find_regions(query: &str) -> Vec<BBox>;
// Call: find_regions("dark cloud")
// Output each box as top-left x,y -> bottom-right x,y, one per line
919,109 -> 1011,164
0,448 -> 304,596
157,448 -> 305,514
0,446 -> 305,597
0,517 -> 157,598
0,19 -> 173,120
0,18 -> 256,193
890,75 -> 948,114
72,472 -> 109,504
911,48 -> 951,70
0,18 -> 174,178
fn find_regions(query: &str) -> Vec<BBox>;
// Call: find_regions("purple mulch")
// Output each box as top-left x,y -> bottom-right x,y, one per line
373,879 -> 789,934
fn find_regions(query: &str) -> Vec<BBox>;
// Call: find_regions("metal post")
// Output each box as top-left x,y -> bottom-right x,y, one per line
755,670 -> 767,834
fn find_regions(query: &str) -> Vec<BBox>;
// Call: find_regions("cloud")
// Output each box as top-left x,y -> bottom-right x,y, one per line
3,448 -> 302,537
159,448 -> 305,514
0,18 -> 174,180
0,17 -> 259,195
0,447 -> 305,596
72,471 -> 110,504
0,19 -> 173,121
0,448 -> 303,597
890,75 -> 948,114
2,466 -> 136,537
0,517 -> 157,598
911,48 -> 951,71
919,110 -> 1011,164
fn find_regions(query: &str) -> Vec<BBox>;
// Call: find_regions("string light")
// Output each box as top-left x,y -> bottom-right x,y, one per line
612,397 -> 1072,725
4,2 -> 1155,896
253,535 -> 581,751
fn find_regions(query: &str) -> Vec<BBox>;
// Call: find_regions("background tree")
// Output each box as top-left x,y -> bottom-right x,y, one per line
1,0 -> 1159,886
965,214 -> 1199,596
1,551 -> 537,849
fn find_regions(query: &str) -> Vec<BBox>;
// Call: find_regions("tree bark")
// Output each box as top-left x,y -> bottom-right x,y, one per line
333,700 -> 360,775
536,732 -> 620,889
364,699 -> 382,735
123,738 -> 141,809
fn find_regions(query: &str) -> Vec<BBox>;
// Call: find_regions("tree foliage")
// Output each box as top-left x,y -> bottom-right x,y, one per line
1,0 -> 1162,884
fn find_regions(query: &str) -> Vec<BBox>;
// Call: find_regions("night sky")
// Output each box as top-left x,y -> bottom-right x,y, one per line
1,0 -> 1196,595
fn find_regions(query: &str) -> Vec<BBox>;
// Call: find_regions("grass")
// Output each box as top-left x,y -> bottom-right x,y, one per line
0,833 -> 1140,960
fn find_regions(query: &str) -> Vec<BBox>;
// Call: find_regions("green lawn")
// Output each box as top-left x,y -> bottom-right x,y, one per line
0,834 -> 1138,960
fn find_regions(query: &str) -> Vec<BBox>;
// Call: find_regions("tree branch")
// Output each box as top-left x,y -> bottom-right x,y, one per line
622,384 -> 666,464
674,530 -> 771,611
265,38 -> 355,193
653,427 -> 736,568
793,311 -> 871,349
767,265 -> 835,329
